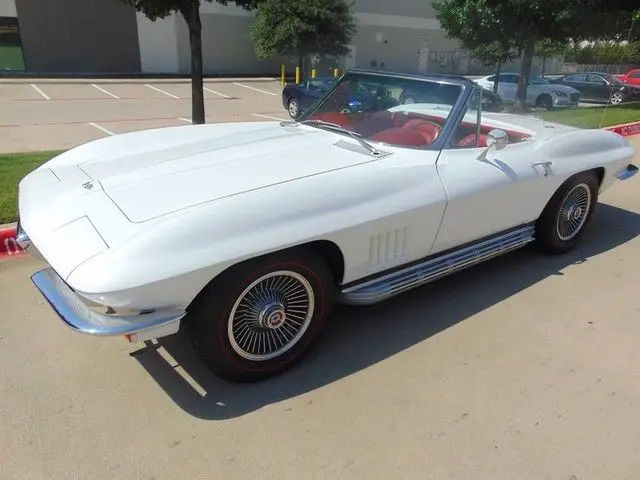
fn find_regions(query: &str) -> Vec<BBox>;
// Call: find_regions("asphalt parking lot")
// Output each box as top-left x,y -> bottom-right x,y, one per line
0,78 -> 289,153
0,77 -> 606,153
0,140 -> 639,479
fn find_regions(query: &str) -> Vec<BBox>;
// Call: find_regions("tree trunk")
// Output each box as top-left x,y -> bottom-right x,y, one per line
183,2 -> 205,124
516,36 -> 535,111
493,62 -> 502,93
541,56 -> 546,75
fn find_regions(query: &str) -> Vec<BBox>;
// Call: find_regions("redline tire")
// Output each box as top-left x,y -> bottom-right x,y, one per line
186,248 -> 335,382
535,172 -> 599,254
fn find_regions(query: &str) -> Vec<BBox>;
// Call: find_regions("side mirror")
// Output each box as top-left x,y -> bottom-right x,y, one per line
477,129 -> 508,160
487,128 -> 508,150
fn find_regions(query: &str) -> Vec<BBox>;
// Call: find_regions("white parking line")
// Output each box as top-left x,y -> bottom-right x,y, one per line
90,83 -> 119,99
203,86 -> 231,99
30,84 -> 50,100
88,122 -> 116,136
252,113 -> 288,121
178,117 -> 192,123
145,84 -> 180,99
233,82 -> 278,96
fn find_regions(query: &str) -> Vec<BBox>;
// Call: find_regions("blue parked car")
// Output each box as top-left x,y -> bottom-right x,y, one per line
282,77 -> 338,118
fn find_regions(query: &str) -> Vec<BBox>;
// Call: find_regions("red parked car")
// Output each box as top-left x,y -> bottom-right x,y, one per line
618,69 -> 640,87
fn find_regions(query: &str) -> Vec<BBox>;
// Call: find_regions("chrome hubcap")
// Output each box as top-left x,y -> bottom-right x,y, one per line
228,271 -> 314,361
289,100 -> 298,116
556,183 -> 591,241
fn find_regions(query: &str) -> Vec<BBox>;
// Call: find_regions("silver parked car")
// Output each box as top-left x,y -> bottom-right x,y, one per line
475,73 -> 580,110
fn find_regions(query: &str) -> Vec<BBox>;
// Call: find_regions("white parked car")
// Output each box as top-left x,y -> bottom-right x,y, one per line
17,70 -> 637,382
475,73 -> 581,110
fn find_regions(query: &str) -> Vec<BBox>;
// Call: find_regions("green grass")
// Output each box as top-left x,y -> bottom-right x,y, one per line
0,151 -> 63,224
536,101 -> 640,129
0,46 -> 26,71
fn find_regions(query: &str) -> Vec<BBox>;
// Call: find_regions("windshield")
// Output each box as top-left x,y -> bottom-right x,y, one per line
298,72 -> 466,148
529,74 -> 550,85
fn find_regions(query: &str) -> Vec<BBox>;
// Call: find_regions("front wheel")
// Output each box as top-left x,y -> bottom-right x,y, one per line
287,97 -> 300,118
534,172 -> 599,254
186,249 -> 335,382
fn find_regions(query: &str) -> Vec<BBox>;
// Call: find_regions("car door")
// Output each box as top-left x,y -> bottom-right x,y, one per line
584,74 -> 610,101
430,98 -> 560,254
495,73 -> 519,103
558,73 -> 589,99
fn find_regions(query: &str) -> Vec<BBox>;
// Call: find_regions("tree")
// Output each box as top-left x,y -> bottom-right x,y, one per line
250,0 -> 357,77
534,39 -> 567,75
121,0 -> 263,124
466,41 -> 520,93
433,0 -> 638,110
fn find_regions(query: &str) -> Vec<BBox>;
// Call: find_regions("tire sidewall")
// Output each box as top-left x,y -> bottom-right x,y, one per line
537,172 -> 599,253
194,251 -> 334,381
288,98 -> 299,118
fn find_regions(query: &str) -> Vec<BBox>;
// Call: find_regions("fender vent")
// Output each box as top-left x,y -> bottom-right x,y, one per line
369,227 -> 408,268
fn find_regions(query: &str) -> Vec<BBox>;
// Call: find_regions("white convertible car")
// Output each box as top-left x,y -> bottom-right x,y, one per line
17,70 -> 637,382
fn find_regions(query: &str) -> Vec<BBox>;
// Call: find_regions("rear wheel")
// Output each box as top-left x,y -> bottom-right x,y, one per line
186,248 -> 335,382
534,172 -> 599,254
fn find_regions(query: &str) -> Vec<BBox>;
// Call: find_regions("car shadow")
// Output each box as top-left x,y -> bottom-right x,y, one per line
133,203 -> 639,420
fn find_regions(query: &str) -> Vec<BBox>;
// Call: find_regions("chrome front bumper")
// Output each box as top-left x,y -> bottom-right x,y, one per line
31,267 -> 184,342
616,164 -> 638,181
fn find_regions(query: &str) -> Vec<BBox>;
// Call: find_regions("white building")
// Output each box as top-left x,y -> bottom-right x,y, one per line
0,0 -> 558,76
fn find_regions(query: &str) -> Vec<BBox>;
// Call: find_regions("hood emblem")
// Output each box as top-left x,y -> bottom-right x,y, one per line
82,181 -> 94,190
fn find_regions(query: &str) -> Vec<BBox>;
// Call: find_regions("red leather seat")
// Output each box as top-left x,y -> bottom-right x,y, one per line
402,119 -> 441,144
370,127 -> 427,147
456,133 -> 488,147
357,111 -> 395,137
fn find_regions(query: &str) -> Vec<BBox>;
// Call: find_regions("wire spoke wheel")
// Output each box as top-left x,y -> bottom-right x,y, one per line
228,270 -> 315,362
555,183 -> 592,241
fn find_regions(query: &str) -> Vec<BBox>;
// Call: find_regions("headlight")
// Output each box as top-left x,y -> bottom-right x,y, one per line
553,91 -> 568,97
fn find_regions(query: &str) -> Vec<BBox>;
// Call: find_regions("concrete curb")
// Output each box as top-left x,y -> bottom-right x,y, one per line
2,120 -> 639,260
604,121 -> 640,137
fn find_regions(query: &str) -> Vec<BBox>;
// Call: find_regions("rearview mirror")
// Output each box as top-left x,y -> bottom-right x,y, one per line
477,128 -> 508,160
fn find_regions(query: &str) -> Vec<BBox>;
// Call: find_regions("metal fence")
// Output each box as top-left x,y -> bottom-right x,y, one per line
561,63 -> 639,74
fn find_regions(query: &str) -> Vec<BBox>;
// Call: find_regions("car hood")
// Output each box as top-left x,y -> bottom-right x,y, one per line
68,122 -> 381,222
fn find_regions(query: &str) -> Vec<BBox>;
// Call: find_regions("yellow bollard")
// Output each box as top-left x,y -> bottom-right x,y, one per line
311,68 -> 317,79
281,64 -> 286,86
295,66 -> 301,84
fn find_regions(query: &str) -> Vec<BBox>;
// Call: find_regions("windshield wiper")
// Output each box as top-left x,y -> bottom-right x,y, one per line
281,118 -> 383,156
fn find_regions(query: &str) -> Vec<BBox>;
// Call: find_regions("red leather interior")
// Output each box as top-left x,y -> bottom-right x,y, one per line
401,119 -> 441,144
307,110 -> 531,148
370,127 -> 427,146
455,133 -> 488,147
309,112 -> 355,129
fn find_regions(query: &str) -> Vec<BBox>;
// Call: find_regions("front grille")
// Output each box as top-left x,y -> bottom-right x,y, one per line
570,93 -> 580,104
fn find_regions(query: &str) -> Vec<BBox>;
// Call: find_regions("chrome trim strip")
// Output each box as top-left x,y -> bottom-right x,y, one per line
616,164 -> 638,181
31,267 -> 184,338
339,225 -> 536,305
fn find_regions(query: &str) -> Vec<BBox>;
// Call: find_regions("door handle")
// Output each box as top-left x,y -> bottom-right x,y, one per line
532,161 -> 553,176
